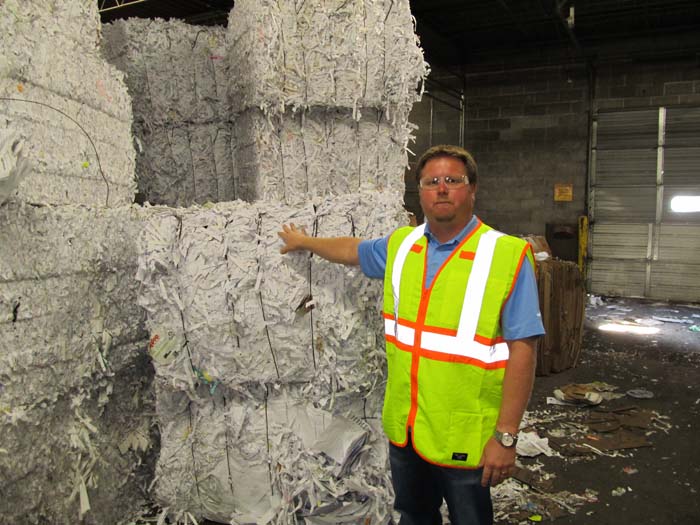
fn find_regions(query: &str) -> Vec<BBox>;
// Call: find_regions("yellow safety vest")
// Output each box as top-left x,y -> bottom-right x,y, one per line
381,219 -> 534,468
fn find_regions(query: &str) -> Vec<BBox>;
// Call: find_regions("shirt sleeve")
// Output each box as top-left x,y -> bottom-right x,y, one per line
501,258 -> 546,341
358,236 -> 389,279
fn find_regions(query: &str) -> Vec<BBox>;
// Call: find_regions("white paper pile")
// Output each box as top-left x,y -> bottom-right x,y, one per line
227,0 -> 427,204
0,0 -> 136,207
153,380 -> 391,525
137,191 -> 408,523
0,203 -> 154,407
1,362 -> 154,525
227,0 -> 426,119
132,123 -> 235,207
233,107 -> 410,205
0,200 -> 160,524
102,19 -> 229,126
102,19 -> 233,206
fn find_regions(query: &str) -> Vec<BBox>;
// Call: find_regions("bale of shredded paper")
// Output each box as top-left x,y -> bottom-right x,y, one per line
0,360 -> 156,525
0,203 -> 160,523
153,380 -> 392,525
137,191 -> 405,393
0,0 -> 136,207
101,19 -> 230,126
227,0 -> 427,119
0,203 -> 158,408
233,107 -> 411,205
130,121 -> 235,206
101,19 -> 233,206
0,0 -> 101,53
137,190 -> 407,522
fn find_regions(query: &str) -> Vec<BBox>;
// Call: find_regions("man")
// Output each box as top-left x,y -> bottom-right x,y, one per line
278,145 -> 544,525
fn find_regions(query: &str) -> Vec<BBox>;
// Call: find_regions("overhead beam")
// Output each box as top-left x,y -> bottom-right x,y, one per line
98,0 -> 149,13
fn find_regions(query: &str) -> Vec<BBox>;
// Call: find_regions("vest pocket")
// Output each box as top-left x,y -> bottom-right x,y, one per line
446,411 -> 484,467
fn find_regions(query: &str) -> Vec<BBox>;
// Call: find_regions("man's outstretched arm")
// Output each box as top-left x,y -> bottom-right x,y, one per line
278,223 -> 361,266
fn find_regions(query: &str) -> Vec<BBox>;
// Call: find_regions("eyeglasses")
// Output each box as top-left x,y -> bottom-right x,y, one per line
418,175 -> 469,191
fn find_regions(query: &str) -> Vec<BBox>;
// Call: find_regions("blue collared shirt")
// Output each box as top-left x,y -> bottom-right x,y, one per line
357,216 -> 545,341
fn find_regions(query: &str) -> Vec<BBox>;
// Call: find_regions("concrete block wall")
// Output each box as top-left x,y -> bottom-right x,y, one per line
595,58 -> 700,111
442,57 -> 700,238
404,67 -> 464,222
462,66 -> 589,236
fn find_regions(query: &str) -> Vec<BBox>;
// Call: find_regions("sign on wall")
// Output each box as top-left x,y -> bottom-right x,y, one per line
554,183 -> 574,202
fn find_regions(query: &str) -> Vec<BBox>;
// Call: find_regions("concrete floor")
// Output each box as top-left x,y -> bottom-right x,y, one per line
503,297 -> 700,524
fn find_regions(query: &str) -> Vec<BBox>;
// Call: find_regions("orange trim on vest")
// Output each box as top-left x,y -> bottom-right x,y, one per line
474,333 -> 505,346
386,335 -> 508,370
384,326 -> 503,345
459,250 -> 476,260
388,436 -> 483,470
419,348 -> 508,369
383,314 -> 461,338
410,244 -> 424,253
425,325 -> 459,337
406,245 -> 429,437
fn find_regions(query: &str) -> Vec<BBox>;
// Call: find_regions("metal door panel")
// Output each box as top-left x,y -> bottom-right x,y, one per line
589,259 -> 647,298
590,223 -> 649,259
593,187 -> 657,221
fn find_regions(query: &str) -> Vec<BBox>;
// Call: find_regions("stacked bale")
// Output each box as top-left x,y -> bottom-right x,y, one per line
228,0 -> 424,119
139,1 -> 427,522
0,0 -> 136,207
234,106 -> 410,204
138,192 -> 407,523
0,1 -> 154,523
228,0 -> 427,204
102,19 -> 233,206
0,203 -> 158,524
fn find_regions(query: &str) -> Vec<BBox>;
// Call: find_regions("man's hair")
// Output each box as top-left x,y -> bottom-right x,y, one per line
415,145 -> 478,185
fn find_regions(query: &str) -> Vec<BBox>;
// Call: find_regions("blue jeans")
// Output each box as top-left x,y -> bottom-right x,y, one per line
389,438 -> 493,525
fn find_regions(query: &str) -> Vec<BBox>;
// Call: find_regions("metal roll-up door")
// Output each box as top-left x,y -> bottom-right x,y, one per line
589,108 -> 700,301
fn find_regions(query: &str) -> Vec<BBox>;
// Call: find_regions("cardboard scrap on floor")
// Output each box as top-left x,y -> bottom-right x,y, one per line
492,383 -> 671,522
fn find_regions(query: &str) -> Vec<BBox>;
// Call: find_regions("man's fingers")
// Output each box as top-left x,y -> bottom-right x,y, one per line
481,466 -> 512,487
480,467 -> 492,487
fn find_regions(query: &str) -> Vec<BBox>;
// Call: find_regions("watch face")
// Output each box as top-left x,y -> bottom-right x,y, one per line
502,433 -> 515,447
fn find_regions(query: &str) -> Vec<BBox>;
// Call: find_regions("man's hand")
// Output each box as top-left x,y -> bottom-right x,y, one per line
277,224 -> 361,265
479,437 -> 516,487
278,223 -> 309,254
477,337 -> 536,487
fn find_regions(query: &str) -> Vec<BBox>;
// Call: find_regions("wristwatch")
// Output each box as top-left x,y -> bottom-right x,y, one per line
493,430 -> 518,448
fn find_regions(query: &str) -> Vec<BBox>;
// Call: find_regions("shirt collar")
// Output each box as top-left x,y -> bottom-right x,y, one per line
424,215 -> 479,247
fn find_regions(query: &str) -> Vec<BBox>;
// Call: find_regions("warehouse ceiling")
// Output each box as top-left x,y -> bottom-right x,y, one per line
98,0 -> 700,66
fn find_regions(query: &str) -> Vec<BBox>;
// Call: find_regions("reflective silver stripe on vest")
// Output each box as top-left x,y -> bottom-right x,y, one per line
456,230 -> 504,347
384,318 -> 415,344
388,228 -> 509,363
391,224 -> 426,337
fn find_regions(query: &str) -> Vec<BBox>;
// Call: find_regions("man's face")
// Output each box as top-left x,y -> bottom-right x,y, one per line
418,156 -> 476,228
